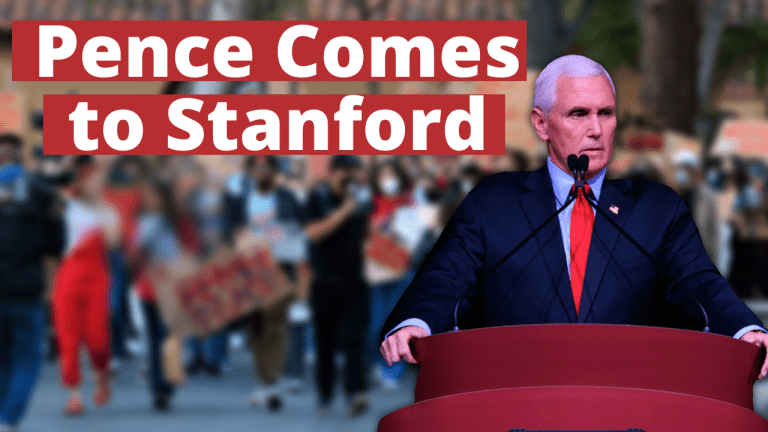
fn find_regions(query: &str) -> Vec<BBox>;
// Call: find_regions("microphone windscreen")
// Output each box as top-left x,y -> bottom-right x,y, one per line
578,154 -> 589,172
567,154 -> 579,172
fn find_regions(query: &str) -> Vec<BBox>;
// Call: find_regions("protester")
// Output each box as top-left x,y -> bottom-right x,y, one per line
52,156 -> 120,416
279,155 -> 314,394
186,166 -> 228,378
366,159 -> 416,390
0,133 -> 65,431
224,155 -> 309,410
133,179 -> 183,411
305,155 -> 372,417
731,160 -> 768,298
102,155 -> 148,369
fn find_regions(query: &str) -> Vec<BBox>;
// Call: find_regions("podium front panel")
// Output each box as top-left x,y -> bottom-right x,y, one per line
412,324 -> 763,409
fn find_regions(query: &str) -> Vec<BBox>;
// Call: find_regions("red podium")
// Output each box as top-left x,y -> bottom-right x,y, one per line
378,324 -> 768,431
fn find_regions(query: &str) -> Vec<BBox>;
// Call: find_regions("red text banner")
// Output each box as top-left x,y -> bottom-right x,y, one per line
13,20 -> 526,82
43,94 -> 506,155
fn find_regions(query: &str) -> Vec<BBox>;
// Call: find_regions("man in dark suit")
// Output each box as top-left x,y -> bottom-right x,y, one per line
379,55 -> 768,378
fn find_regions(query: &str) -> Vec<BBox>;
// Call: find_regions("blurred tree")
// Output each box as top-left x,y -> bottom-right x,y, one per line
714,21 -> 768,114
524,0 -> 597,69
572,0 -> 641,71
697,0 -> 728,116
640,0 -> 700,134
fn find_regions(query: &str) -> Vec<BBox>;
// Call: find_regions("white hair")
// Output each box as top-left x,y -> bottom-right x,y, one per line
533,55 -> 616,115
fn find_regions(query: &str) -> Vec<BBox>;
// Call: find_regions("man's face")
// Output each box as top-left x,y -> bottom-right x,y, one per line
330,167 -> 358,194
0,144 -> 19,166
532,74 -> 616,179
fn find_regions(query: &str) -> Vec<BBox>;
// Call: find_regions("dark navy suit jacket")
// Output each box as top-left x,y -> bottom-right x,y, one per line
381,165 -> 764,341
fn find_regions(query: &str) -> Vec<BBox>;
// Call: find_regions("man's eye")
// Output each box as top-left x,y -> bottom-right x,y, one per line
600,109 -> 614,116
572,111 -> 586,117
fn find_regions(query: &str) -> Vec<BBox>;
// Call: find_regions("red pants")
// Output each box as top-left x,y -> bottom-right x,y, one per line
53,233 -> 111,388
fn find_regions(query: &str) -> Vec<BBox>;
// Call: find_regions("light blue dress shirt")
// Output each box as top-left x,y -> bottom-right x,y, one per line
387,159 -> 764,341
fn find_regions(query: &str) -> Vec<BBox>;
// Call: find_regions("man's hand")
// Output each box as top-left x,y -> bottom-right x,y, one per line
380,325 -> 428,367
740,330 -> 768,379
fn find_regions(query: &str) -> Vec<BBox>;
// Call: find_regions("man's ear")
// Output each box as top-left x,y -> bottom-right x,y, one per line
530,108 -> 549,142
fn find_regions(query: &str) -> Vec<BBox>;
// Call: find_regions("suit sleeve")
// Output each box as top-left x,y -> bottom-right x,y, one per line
663,194 -> 764,337
380,192 -> 486,342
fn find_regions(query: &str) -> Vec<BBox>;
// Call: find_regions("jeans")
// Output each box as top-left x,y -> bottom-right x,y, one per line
110,250 -> 129,359
368,270 -> 415,382
188,332 -> 227,365
285,322 -> 309,380
0,302 -> 45,426
140,301 -> 173,397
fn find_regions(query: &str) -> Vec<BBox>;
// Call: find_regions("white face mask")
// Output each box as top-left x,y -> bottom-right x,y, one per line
675,169 -> 690,187
379,177 -> 401,196
461,179 -> 474,195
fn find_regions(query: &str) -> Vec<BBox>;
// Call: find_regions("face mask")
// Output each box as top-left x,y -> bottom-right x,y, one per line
0,164 -> 25,184
0,164 -> 27,202
292,186 -> 309,204
379,177 -> 401,196
349,183 -> 372,205
461,179 -> 474,195
706,169 -> 723,190
744,184 -> 764,209
675,170 -> 690,187
413,183 -> 428,205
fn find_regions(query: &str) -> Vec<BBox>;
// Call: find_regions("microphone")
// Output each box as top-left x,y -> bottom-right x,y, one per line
577,155 -> 711,333
451,157 -> 582,332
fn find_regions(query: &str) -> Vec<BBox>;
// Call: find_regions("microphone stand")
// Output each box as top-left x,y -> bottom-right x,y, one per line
452,193 -> 577,332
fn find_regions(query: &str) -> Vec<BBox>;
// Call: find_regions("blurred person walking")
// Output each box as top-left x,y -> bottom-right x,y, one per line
186,166 -> 228,378
696,158 -> 739,279
0,134 -> 65,432
52,156 -> 120,416
305,155 -> 372,417
224,155 -> 310,410
279,156 -> 314,394
133,179 -> 184,411
102,156 -> 148,370
366,160 -> 416,390
731,161 -> 768,298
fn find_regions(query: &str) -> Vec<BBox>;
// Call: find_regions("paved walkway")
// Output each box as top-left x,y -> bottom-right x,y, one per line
19,349 -> 415,432
18,299 -> 768,432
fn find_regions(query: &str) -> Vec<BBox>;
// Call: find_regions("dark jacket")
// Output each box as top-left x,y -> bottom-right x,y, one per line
0,178 -> 65,303
222,174 -> 307,244
382,165 -> 764,341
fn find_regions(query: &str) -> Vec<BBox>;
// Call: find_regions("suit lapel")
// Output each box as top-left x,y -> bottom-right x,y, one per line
520,166 -> 577,323
578,179 -> 634,322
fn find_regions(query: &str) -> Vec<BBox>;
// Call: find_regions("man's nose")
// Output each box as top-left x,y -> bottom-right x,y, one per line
587,114 -> 602,138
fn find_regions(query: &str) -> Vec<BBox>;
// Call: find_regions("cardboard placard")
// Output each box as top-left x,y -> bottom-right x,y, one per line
155,234 -> 293,338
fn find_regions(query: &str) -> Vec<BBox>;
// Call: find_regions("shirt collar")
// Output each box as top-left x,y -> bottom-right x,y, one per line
547,156 -> 606,206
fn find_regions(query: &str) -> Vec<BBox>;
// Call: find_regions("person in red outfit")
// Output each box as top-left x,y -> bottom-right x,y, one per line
52,156 -> 120,416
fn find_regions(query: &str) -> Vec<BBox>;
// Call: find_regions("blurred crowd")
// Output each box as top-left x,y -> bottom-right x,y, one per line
3,127 -> 768,429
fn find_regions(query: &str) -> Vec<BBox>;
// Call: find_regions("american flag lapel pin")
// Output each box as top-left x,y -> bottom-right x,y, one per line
609,204 -> 619,215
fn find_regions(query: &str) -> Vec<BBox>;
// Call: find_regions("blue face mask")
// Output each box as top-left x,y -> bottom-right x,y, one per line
706,169 -> 724,190
744,185 -> 764,209
0,164 -> 27,202
0,164 -> 25,185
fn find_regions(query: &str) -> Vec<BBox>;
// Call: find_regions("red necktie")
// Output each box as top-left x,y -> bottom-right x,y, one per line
570,184 -> 594,316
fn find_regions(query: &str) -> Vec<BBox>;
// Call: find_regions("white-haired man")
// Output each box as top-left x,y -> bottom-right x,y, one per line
379,55 -> 768,377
